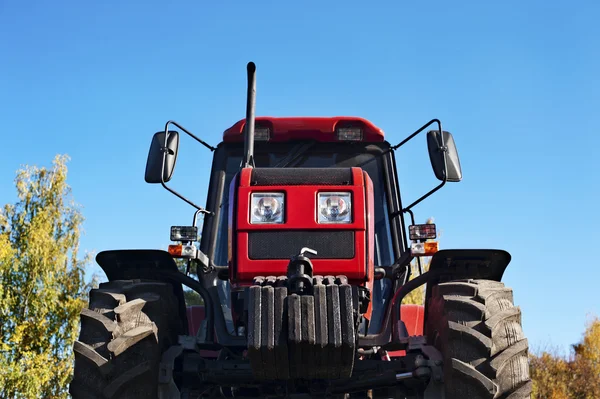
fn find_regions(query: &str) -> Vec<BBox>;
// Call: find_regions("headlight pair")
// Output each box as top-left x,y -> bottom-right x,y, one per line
250,192 -> 352,224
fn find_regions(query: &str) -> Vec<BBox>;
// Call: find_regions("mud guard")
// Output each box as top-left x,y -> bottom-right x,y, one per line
427,249 -> 511,282
95,249 -> 188,332
424,249 -> 511,324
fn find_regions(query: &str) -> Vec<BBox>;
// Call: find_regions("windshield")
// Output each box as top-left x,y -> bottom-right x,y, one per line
205,141 -> 397,269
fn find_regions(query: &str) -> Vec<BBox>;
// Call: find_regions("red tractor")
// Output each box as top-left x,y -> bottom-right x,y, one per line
70,63 -> 532,398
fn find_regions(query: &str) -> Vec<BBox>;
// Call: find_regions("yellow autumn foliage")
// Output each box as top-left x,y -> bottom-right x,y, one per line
531,316 -> 600,399
0,155 -> 90,398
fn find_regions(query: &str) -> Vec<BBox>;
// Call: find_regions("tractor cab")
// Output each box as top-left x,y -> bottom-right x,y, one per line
205,117 -> 398,275
202,117 -> 402,335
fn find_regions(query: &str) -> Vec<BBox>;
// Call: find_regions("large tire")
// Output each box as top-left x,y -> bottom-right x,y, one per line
425,279 -> 532,399
70,280 -> 184,399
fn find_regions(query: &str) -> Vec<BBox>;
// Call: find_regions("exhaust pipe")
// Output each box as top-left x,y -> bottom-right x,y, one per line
243,62 -> 257,168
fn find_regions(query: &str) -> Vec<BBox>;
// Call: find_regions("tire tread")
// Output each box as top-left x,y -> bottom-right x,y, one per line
426,279 -> 532,399
70,280 -> 181,399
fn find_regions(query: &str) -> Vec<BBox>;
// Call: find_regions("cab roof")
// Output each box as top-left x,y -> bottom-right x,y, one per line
222,116 -> 385,143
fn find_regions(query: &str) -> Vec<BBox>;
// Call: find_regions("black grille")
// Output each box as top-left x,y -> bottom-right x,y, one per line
251,168 -> 352,186
248,231 -> 355,260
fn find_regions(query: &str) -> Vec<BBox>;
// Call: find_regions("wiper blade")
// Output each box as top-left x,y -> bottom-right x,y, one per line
274,141 -> 316,168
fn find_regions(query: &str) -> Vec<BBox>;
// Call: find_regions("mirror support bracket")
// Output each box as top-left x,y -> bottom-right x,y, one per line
165,120 -> 216,152
391,119 -> 449,213
159,120 -> 214,215
392,119 -> 443,151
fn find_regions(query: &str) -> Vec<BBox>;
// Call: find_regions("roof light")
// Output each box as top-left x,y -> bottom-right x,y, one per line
254,127 -> 271,141
170,226 -> 198,242
409,224 -> 437,241
336,126 -> 363,141
411,241 -> 439,257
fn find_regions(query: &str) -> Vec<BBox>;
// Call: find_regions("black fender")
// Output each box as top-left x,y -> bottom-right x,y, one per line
96,249 -> 188,332
428,249 -> 511,282
424,249 -> 512,323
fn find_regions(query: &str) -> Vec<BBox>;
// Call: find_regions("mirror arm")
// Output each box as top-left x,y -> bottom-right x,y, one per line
391,119 -> 450,261
402,178 -> 446,213
391,118 -> 450,212
159,174 -> 212,215
192,209 -> 204,227
165,120 -> 216,152
159,128 -> 213,215
392,118 -> 442,150
402,208 -> 424,275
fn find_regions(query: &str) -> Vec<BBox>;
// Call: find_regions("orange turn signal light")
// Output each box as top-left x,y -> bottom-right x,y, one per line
168,244 -> 198,259
168,245 -> 182,257
411,241 -> 439,257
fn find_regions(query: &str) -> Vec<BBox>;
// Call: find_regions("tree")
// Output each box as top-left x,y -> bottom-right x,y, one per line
529,351 -> 570,399
0,155 -> 89,399
571,316 -> 600,397
530,315 -> 600,399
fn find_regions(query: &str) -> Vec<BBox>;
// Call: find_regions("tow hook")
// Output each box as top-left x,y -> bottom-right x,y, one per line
286,247 -> 317,294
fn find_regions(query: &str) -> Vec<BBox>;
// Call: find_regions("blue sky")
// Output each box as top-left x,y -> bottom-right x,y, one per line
1,0 -> 598,354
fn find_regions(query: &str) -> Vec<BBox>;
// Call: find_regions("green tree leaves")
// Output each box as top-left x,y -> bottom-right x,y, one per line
0,155 -> 89,399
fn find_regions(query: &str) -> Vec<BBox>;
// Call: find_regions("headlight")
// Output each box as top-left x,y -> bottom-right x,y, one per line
318,192 -> 352,223
250,193 -> 284,224
170,226 -> 198,242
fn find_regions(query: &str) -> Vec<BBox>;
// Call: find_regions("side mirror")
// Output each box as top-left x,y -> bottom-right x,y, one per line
427,130 -> 462,182
145,130 -> 180,183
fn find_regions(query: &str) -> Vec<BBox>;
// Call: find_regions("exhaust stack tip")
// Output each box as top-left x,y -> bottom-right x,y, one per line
243,61 -> 257,168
